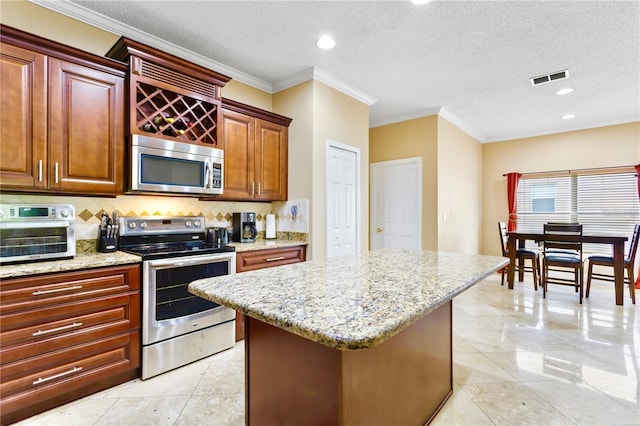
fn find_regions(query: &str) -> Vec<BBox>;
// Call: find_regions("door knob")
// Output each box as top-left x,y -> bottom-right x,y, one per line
376,227 -> 383,233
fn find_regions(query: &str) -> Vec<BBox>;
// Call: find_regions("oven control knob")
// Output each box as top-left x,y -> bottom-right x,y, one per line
193,221 -> 201,228
140,222 -> 147,229
128,222 -> 137,229
185,221 -> 192,227
60,208 -> 71,218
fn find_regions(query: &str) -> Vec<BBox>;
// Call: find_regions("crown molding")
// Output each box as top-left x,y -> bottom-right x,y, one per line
29,0 -> 273,92
438,106 -> 487,143
370,106 -> 487,143
273,67 -> 377,106
369,107 -> 442,129
485,116 -> 640,143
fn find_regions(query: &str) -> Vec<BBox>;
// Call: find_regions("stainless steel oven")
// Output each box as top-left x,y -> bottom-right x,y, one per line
118,215 -> 235,379
0,204 -> 75,264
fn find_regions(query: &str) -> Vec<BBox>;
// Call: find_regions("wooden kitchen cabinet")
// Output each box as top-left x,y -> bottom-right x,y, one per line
0,264 -> 141,425
235,245 -> 307,340
106,37 -> 231,147
0,25 -> 126,195
216,98 -> 291,201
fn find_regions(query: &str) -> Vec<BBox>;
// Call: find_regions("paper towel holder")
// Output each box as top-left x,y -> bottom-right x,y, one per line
266,213 -> 276,239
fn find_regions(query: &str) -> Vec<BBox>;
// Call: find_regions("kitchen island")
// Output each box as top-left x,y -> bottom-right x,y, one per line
189,249 -> 508,425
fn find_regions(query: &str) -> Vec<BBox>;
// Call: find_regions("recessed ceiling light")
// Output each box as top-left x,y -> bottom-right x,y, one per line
411,0 -> 432,4
556,88 -> 574,95
562,113 -> 575,120
316,35 -> 335,50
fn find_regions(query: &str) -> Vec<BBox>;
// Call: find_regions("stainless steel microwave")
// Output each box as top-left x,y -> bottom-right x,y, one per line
0,204 -> 76,264
130,134 -> 224,196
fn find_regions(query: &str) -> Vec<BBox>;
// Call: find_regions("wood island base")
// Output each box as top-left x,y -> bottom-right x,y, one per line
245,302 -> 452,426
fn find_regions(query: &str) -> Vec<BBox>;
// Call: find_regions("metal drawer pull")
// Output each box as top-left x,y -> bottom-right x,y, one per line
266,256 -> 286,262
55,162 -> 59,184
32,322 -> 82,336
33,285 -> 82,295
33,366 -> 82,385
38,160 -> 43,182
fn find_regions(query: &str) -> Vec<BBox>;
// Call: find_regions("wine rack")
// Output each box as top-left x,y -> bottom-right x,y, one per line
135,82 -> 218,145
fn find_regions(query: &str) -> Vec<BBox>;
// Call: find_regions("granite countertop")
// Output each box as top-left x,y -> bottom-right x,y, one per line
0,239 -> 306,279
228,239 -> 307,252
189,249 -> 508,351
0,251 -> 142,279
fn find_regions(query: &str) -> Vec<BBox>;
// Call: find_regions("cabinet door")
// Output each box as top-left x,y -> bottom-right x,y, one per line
48,58 -> 124,194
220,108 -> 255,199
255,119 -> 288,201
0,43 -> 47,189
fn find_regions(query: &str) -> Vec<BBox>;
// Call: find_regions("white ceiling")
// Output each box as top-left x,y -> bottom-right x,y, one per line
37,0 -> 640,142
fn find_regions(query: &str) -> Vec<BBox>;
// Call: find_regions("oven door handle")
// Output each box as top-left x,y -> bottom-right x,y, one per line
0,220 -> 73,229
147,254 -> 235,269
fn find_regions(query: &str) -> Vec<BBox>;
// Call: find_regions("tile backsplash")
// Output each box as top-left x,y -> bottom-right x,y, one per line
0,194 -> 309,241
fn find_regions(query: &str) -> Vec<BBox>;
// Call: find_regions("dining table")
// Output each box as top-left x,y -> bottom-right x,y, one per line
507,231 -> 628,305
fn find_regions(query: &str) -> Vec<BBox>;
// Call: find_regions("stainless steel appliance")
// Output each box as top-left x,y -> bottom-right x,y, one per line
130,134 -> 224,196
0,204 -> 75,263
207,227 -> 229,245
118,215 -> 236,379
232,212 -> 257,242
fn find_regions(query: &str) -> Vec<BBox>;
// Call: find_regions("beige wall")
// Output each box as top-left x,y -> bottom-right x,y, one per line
273,82 -> 314,202
370,116 -> 439,250
312,81 -> 370,260
223,80 -> 272,111
482,121 -> 640,256
0,0 -> 119,55
437,116 -> 483,254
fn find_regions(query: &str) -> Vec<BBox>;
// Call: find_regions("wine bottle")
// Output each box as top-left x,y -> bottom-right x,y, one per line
141,123 -> 157,133
173,117 -> 191,131
153,113 -> 174,126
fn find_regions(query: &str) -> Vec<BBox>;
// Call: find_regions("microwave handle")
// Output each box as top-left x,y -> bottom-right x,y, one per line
204,162 -> 212,189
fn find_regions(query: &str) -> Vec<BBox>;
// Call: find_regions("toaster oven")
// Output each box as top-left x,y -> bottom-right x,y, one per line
0,204 -> 76,264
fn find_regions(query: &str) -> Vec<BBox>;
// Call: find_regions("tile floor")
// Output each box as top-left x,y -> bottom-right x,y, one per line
15,274 -> 640,425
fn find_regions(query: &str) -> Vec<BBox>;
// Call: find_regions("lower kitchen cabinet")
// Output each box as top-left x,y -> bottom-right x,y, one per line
0,264 -> 141,425
235,245 -> 307,341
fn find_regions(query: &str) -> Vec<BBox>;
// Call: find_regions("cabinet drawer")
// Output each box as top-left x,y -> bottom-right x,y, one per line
236,246 -> 306,272
1,293 -> 139,364
0,331 -> 139,423
0,265 -> 140,315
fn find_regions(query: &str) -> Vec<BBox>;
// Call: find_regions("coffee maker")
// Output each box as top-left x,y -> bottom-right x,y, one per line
232,212 -> 257,243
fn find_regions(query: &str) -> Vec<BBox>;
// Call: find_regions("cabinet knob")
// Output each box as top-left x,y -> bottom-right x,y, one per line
376,228 -> 383,233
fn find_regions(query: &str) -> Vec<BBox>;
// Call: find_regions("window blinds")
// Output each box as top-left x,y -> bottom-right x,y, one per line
516,171 -> 639,254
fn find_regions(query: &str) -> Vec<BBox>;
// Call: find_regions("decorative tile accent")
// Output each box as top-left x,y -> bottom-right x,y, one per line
78,209 -> 94,222
0,194 -> 309,242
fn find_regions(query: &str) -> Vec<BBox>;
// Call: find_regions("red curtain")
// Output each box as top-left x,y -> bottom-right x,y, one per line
506,172 -> 522,232
635,164 -> 640,289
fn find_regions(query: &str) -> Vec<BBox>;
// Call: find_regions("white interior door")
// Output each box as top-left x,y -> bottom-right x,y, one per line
326,141 -> 360,258
370,158 -> 422,250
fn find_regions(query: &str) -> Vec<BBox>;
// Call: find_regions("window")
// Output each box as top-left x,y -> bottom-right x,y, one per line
517,171 -> 639,254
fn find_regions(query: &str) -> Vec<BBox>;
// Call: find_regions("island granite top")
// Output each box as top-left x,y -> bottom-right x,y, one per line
189,249 -> 508,350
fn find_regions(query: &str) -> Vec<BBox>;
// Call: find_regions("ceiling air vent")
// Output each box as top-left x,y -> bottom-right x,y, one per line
530,69 -> 569,86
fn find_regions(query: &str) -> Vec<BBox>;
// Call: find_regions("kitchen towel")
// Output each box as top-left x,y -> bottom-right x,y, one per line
266,214 -> 276,239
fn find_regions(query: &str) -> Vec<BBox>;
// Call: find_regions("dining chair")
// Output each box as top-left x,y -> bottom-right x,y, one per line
542,223 -> 584,303
498,222 -> 540,289
585,224 -> 639,304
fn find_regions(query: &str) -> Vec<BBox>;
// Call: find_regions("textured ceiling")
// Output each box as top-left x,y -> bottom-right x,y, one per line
43,0 -> 640,142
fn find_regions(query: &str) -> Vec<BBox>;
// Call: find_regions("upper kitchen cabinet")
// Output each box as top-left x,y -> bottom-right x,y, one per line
217,98 -> 292,201
106,38 -> 231,146
0,25 -> 127,195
